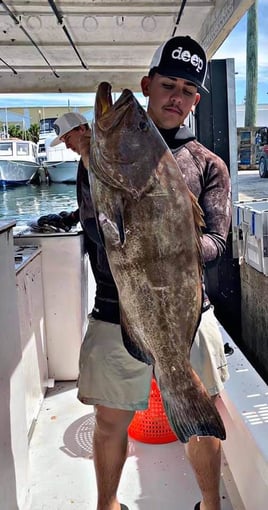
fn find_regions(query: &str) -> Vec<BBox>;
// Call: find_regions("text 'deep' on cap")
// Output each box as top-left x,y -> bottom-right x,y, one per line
149,35 -> 209,92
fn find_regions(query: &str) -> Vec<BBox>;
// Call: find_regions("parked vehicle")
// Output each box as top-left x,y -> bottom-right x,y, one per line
255,127 -> 268,178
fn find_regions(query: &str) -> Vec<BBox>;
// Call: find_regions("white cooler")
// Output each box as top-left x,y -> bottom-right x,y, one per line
14,227 -> 96,380
232,198 -> 268,275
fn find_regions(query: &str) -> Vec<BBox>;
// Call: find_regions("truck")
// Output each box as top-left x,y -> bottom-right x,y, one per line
255,126 -> 268,177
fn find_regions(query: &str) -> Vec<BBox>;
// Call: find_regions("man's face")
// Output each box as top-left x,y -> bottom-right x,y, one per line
61,125 -> 87,154
141,74 -> 200,129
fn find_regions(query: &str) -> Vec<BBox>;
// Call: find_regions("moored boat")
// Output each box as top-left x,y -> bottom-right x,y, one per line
0,138 -> 40,187
43,136 -> 78,183
45,159 -> 78,183
37,116 -> 57,165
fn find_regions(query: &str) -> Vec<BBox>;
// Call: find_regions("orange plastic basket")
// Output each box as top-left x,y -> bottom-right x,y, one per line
128,378 -> 178,444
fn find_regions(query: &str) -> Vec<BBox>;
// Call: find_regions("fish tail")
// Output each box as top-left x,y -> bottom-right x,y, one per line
158,370 -> 226,443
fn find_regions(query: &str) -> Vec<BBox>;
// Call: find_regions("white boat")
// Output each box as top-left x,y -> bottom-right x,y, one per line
43,136 -> 78,183
0,138 -> 40,186
1,220 -> 268,509
37,117 -> 57,165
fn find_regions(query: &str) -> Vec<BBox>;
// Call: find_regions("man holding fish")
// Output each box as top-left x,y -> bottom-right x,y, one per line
43,35 -> 231,510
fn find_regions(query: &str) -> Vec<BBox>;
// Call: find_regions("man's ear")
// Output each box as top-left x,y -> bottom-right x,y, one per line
193,93 -> 201,107
141,76 -> 151,97
79,124 -> 88,135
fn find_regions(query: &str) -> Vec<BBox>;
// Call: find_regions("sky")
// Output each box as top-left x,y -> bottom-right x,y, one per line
0,1 -> 266,110
213,0 -> 267,104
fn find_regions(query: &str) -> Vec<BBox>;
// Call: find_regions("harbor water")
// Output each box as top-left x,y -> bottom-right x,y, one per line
1,170 -> 266,227
0,183 -> 77,226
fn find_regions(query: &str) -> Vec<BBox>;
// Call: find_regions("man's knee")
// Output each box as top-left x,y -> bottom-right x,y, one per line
94,405 -> 134,436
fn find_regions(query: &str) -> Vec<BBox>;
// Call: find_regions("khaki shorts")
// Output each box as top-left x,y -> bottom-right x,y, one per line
77,315 -> 153,410
190,306 -> 229,396
77,306 -> 229,409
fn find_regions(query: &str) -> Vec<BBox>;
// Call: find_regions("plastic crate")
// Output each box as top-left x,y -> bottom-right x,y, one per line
128,378 -> 178,444
232,199 -> 268,275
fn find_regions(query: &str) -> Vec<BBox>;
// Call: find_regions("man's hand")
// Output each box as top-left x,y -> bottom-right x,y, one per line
79,129 -> 91,170
37,211 -> 78,232
59,211 -> 78,228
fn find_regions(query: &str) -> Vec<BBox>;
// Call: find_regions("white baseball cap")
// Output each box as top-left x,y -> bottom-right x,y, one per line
50,112 -> 88,146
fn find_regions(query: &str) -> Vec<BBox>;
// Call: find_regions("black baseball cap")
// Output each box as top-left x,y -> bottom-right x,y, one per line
149,35 -> 209,92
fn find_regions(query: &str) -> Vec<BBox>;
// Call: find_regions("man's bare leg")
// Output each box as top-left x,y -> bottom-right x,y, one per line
184,396 -> 222,510
93,405 -> 134,510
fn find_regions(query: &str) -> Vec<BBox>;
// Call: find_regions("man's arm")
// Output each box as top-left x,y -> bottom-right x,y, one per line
199,157 -> 231,263
175,142 -> 232,264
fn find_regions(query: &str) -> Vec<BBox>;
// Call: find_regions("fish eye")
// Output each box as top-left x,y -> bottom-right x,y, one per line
139,121 -> 149,132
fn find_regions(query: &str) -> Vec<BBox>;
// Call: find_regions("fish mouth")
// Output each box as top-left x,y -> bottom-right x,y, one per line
95,81 -> 135,129
91,81 -> 160,199
95,81 -> 113,118
93,81 -> 144,173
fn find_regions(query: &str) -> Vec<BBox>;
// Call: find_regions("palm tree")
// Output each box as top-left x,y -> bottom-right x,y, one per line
245,1 -> 258,127
28,123 -> 40,144
8,124 -> 23,139
8,123 -> 40,143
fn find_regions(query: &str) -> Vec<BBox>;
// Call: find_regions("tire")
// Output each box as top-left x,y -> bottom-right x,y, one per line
259,157 -> 268,178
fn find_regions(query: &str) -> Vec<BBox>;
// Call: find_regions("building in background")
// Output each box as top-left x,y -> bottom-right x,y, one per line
2,103 -> 267,133
236,104 -> 268,128
0,106 -> 94,137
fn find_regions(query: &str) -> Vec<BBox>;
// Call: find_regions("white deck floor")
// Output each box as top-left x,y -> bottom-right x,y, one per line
29,381 -> 243,510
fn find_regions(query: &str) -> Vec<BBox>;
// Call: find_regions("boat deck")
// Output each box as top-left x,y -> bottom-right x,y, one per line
29,381 -> 243,510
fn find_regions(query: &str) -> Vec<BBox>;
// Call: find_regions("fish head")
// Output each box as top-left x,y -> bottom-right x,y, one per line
90,81 -> 168,199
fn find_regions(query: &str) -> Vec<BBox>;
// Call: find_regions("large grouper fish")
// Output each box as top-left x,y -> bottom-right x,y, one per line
87,81 -> 226,443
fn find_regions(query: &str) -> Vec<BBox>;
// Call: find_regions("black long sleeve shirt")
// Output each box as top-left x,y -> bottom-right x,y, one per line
75,125 -> 231,323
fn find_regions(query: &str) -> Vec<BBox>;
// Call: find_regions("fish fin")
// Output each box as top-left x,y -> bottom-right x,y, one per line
158,368 -> 226,443
189,190 -> 206,274
98,194 -> 126,247
88,172 -> 125,247
120,326 -> 154,365
114,195 -> 126,246
97,217 -> 106,248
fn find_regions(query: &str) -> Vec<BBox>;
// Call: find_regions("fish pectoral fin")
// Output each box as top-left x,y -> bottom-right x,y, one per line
98,204 -> 125,246
115,207 -> 125,245
108,194 -> 126,246
98,194 -> 126,246
98,212 -> 122,246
